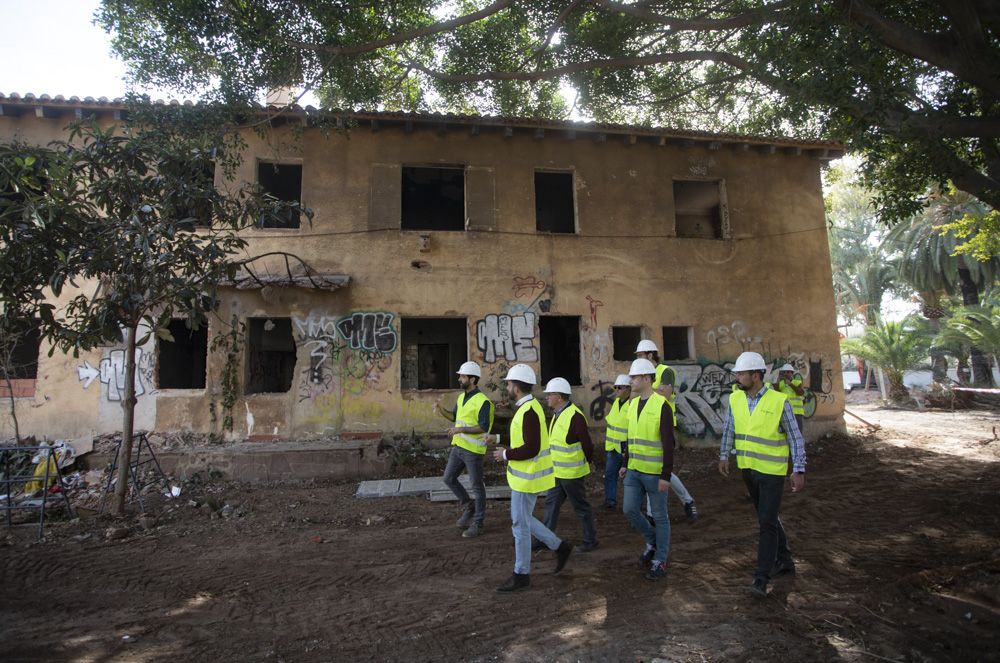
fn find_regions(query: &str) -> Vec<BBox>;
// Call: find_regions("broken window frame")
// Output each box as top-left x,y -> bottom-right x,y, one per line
400,317 -> 468,391
400,165 -> 467,232
156,318 -> 209,390
672,178 -> 730,240
256,159 -> 303,229
534,169 -> 577,234
244,317 -> 297,395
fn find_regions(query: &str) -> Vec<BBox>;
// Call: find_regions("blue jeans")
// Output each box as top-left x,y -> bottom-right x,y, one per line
442,446 -> 486,525
623,469 -> 670,564
603,450 -> 622,506
510,489 -> 561,574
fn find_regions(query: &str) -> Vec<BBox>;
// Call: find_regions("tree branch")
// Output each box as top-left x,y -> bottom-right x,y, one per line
595,0 -> 794,33
290,0 -> 513,57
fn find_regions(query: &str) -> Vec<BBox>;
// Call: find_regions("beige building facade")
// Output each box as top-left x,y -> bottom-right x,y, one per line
0,94 -> 846,444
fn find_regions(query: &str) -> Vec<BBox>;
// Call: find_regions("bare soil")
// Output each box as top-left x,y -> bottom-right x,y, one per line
2,405 -> 999,662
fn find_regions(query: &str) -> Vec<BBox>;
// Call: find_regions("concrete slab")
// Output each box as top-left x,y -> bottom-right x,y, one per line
356,475 -> 510,501
355,479 -> 401,498
427,486 -> 511,502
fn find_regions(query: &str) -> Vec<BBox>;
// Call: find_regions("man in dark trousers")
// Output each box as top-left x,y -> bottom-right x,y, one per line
719,351 -> 807,599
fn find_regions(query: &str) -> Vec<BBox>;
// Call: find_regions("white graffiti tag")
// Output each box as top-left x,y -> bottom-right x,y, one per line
476,312 -> 538,364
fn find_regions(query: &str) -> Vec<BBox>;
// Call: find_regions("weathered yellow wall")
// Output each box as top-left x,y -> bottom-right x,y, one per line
1,109 -> 844,443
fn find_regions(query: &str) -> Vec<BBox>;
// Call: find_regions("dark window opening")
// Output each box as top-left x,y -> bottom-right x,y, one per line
612,326 -> 642,361
809,360 -> 823,392
257,161 -> 302,229
401,166 -> 465,231
2,323 -> 41,380
246,318 -> 296,394
157,319 -> 208,389
673,180 -> 723,239
535,171 -> 575,233
173,160 -> 216,231
540,316 -> 581,386
401,318 -> 467,390
662,327 -> 692,361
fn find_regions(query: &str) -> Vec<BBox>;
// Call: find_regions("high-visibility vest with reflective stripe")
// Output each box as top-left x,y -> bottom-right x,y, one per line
626,393 -> 668,476
775,379 -> 804,416
451,391 -> 494,454
730,388 -> 789,476
548,403 -> 590,479
652,364 -> 678,426
507,398 -> 555,493
604,398 -> 628,453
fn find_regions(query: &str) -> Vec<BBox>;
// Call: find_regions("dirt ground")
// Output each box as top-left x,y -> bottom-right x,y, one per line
2,403 -> 999,662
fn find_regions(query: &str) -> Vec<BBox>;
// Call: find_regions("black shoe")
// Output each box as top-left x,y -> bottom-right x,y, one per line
554,541 -> 573,574
574,541 -> 599,553
646,561 -> 667,580
750,578 -> 768,599
639,547 -> 656,568
496,573 -> 530,593
684,500 -> 699,524
772,558 -> 796,576
456,505 -> 474,528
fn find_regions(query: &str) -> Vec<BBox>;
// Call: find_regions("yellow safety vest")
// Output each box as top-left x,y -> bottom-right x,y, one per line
451,390 -> 494,454
507,398 -> 555,493
652,364 -> 678,426
603,398 -> 628,453
730,388 -> 790,476
626,393 -> 668,476
549,403 -> 590,480
775,379 -> 804,416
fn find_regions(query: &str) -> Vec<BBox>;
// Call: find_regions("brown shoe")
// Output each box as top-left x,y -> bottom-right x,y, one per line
496,573 -> 530,592
554,541 -> 573,574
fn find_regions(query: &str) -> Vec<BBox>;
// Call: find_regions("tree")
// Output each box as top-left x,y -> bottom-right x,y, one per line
936,305 -> 1000,375
1,102 -> 310,515
98,1 -> 1000,236
841,316 -> 930,403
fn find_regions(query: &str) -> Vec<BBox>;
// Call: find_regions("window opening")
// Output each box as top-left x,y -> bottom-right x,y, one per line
539,316 -> 581,385
612,326 -> 642,361
535,171 -> 575,233
401,318 -> 467,390
401,166 -> 465,231
257,161 -> 302,229
662,326 -> 692,361
673,180 -> 723,239
157,319 -> 208,389
245,318 -> 296,394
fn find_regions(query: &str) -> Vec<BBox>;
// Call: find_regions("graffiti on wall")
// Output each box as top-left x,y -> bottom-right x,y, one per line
585,295 -> 604,329
476,312 -> 538,364
77,348 -> 154,402
512,275 -> 546,299
336,312 -> 398,353
589,380 -> 615,422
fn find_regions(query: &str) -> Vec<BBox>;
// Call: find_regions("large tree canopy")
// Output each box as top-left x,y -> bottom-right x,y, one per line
99,1 -> 999,221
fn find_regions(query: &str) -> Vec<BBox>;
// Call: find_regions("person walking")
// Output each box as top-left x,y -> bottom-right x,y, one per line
718,351 -> 807,599
488,364 -> 573,592
619,358 -> 675,580
540,377 -> 599,553
436,361 -> 494,538
601,374 -> 631,509
634,340 -> 699,524
773,363 -> 806,435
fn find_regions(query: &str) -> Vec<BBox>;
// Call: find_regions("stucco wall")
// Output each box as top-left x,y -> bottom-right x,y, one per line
1,112 -> 844,444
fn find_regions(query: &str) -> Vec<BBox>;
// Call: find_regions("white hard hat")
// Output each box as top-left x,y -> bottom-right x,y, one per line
614,374 -> 631,387
629,358 -> 657,376
503,363 -> 537,385
733,351 -> 767,372
544,377 -> 572,395
635,339 -> 659,354
778,363 -> 795,373
456,361 -> 481,377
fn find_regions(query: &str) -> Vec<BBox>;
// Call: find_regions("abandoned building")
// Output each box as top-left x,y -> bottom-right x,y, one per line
0,93 -> 846,446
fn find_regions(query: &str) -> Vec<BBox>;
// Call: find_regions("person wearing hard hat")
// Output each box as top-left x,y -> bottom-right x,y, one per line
537,377 -> 599,553
718,351 -> 807,600
436,361 -> 495,538
601,374 -> 631,509
772,363 -> 806,435
486,364 -> 573,592
634,340 -> 699,524
618,357 -> 676,580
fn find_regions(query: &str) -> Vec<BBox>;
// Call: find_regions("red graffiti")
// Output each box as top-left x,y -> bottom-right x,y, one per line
512,275 -> 546,298
586,295 -> 604,327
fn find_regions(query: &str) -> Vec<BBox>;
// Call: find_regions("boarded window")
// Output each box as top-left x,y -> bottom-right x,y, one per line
673,180 -> 724,239
401,166 -> 465,231
612,326 -> 642,361
540,316 -> 581,385
258,161 -> 302,229
401,318 -> 467,390
662,326 -> 692,361
535,171 -> 575,233
157,319 -> 208,389
245,318 -> 296,394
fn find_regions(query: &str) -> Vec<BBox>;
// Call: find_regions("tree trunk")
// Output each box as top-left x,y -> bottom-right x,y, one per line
956,259 -> 996,387
3,373 -> 20,443
112,324 -> 139,516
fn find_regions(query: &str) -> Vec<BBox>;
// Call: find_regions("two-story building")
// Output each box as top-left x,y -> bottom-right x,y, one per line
0,93 -> 845,445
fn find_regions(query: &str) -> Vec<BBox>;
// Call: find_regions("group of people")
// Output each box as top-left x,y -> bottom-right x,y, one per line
436,343 -> 807,599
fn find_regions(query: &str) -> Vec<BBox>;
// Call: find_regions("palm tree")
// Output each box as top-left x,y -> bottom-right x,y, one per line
886,190 -> 999,385
834,252 -> 896,326
841,317 -> 930,403
936,305 -> 1000,380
